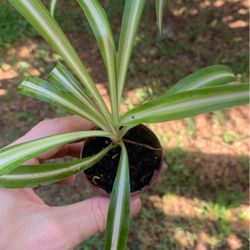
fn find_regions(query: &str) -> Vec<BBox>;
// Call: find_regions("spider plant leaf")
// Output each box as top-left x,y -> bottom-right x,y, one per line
0,130 -> 111,176
17,76 -> 107,131
155,0 -> 167,35
104,143 -> 130,250
8,0 -> 112,126
48,63 -> 113,132
48,62 -> 94,106
168,65 -> 237,94
49,0 -> 57,17
0,144 -> 113,188
48,62 -> 107,123
117,0 -> 146,105
77,0 -> 118,122
121,84 -> 249,126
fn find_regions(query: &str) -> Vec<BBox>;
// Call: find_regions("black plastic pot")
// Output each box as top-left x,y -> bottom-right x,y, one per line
81,125 -> 163,196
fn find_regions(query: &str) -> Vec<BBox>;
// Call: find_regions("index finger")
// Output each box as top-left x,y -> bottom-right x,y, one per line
10,116 -> 93,163
11,116 -> 93,146
42,141 -> 84,160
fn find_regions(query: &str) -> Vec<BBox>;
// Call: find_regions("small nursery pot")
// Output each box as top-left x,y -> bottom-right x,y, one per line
81,125 -> 163,196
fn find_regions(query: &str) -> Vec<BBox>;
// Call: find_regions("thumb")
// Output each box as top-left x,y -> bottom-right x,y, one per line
51,196 -> 141,248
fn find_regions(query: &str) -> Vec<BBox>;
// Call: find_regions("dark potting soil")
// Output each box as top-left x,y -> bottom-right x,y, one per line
82,125 -> 162,194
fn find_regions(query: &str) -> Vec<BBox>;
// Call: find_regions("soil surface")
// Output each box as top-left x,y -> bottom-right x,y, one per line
83,125 -> 162,193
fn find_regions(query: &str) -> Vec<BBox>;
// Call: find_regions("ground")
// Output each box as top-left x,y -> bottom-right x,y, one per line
0,0 -> 249,249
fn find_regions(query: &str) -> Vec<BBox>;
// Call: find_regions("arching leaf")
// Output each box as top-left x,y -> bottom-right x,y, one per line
17,76 -> 107,131
121,84 -> 249,126
104,143 -> 130,250
9,0 -> 113,128
77,0 -> 118,122
155,0 -> 167,35
0,144 -> 113,188
167,65 -> 237,94
117,0 -> 146,105
49,0 -> 58,17
48,62 -> 111,131
0,130 -> 111,176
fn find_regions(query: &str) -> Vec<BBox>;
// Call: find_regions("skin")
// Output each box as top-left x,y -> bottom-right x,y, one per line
0,116 -> 141,250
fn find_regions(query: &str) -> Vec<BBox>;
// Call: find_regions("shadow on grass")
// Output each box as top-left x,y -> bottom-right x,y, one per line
137,148 -> 248,249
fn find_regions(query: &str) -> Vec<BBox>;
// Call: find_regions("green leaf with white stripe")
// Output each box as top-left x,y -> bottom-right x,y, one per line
104,143 -> 130,250
17,76 -> 108,131
49,0 -> 58,17
9,0 -> 112,128
0,144 -> 113,188
155,0 -> 167,35
168,65 -> 237,94
121,84 -> 249,126
48,62 -> 94,107
48,62 -> 111,131
117,0 -> 146,105
0,130 -> 111,176
77,0 -> 118,122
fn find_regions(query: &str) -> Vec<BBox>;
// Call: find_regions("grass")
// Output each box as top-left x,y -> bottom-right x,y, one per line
80,195 -> 247,249
3,128 -> 21,146
213,110 -> 226,126
0,2 -> 35,48
186,117 -> 197,139
0,1 -> 90,49
223,131 -> 247,144
156,39 -> 187,58
18,112 -> 37,126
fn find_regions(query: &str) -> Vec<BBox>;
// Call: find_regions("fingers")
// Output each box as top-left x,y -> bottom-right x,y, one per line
9,116 -> 93,164
36,141 -> 84,185
11,116 -> 93,146
6,116 -> 91,187
46,142 -> 84,159
51,196 -> 141,247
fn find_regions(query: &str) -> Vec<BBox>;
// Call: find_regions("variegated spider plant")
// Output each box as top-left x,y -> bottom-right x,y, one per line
0,0 -> 249,249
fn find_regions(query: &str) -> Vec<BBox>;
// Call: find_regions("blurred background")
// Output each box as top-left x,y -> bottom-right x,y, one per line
0,0 -> 249,249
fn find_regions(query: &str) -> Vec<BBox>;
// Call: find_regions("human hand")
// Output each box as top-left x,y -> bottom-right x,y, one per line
0,116 -> 141,250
